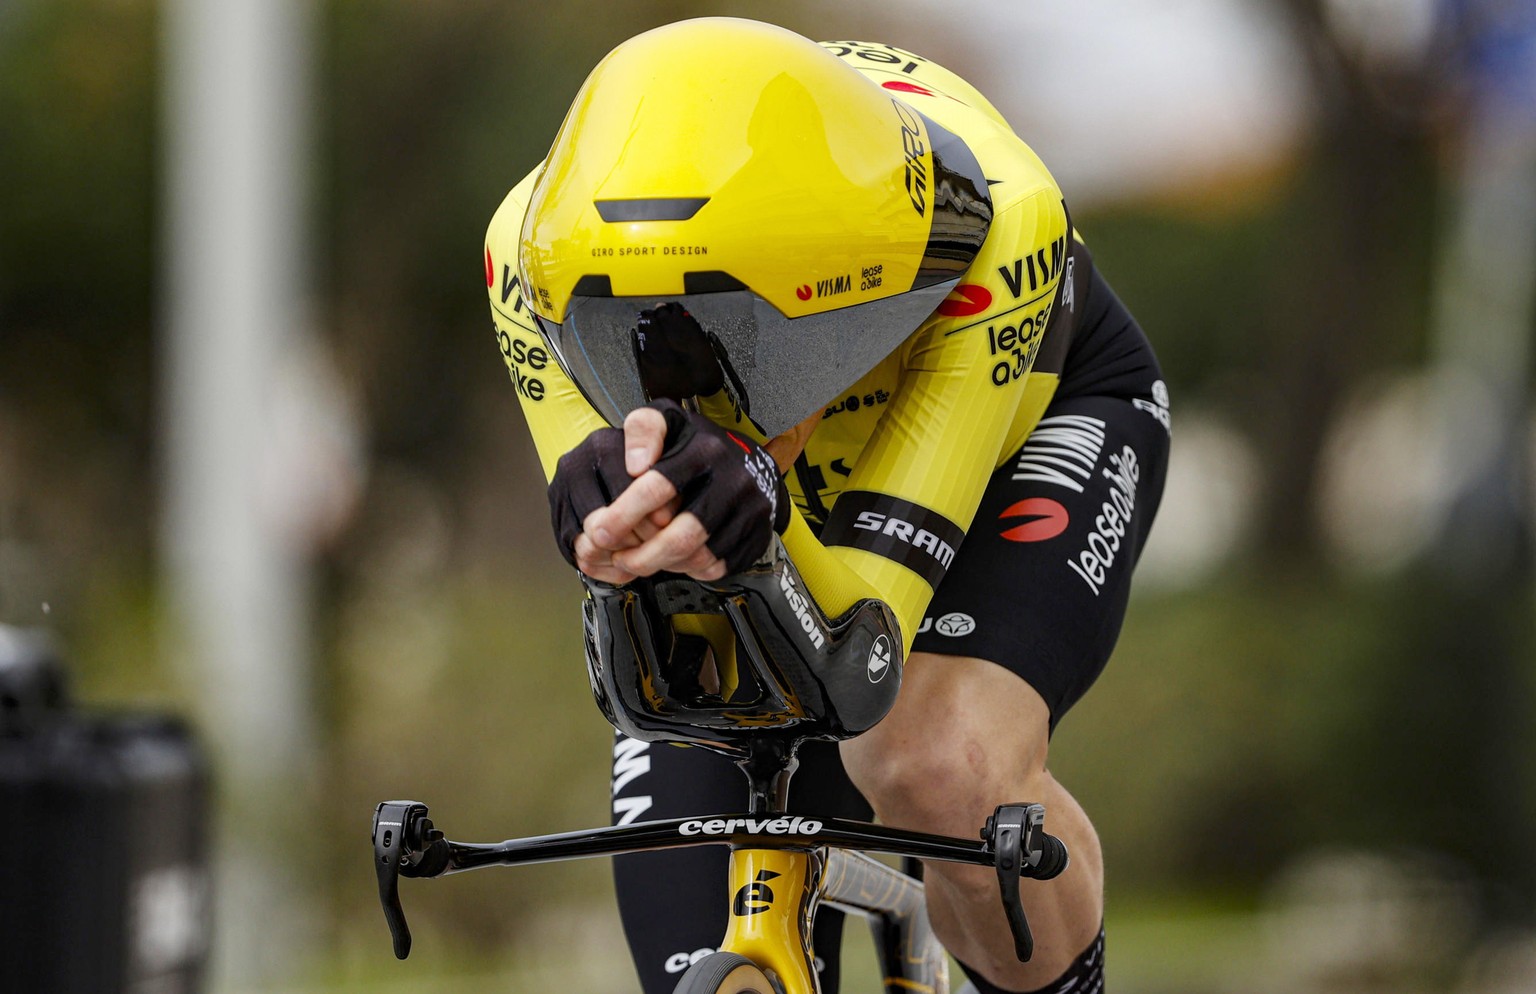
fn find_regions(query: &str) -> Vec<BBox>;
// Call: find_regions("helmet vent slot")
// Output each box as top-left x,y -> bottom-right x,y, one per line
594,198 -> 710,222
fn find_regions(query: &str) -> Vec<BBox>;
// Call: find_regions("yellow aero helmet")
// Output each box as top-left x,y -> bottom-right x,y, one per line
520,17 -> 992,436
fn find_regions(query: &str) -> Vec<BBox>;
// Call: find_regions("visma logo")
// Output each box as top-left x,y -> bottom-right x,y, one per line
796,276 -> 851,301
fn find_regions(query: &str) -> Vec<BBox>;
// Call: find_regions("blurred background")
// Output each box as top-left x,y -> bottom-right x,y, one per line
1,0 -> 1533,990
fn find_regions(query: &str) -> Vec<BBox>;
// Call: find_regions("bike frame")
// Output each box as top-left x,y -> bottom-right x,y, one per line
723,845 -> 944,994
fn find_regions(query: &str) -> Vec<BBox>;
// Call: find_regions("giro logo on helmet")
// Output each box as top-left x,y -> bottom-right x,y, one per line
892,99 -> 928,216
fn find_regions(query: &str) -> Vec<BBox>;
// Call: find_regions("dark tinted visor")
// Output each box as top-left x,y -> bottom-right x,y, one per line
534,280 -> 958,436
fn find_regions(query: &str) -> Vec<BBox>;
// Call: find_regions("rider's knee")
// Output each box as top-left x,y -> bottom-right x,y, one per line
843,718 -> 1044,831
841,655 -> 1051,830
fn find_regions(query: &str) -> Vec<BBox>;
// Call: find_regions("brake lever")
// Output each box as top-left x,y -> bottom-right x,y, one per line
373,800 -> 448,960
985,802 -> 1067,963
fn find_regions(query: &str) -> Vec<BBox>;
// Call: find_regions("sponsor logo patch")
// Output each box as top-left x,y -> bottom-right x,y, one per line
679,816 -> 824,837
1133,379 -> 1172,435
867,636 -> 892,682
915,612 -> 977,637
733,870 -> 781,916
934,612 -> 976,636
1012,415 -> 1107,492
999,498 -> 1070,543
611,735 -> 653,826
1067,446 -> 1141,596
937,283 -> 993,317
822,491 -> 965,588
823,390 -> 890,419
665,949 -> 715,975
778,571 -> 826,650
892,99 -> 928,216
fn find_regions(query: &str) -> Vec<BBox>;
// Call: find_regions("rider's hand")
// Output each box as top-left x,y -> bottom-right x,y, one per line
579,400 -> 789,581
549,427 -> 647,583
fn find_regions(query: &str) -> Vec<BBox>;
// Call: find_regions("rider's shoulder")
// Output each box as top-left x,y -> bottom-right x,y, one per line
821,41 -> 1062,213
486,161 -> 544,245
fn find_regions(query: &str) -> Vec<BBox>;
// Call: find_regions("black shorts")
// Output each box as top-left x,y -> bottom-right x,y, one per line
914,266 -> 1169,728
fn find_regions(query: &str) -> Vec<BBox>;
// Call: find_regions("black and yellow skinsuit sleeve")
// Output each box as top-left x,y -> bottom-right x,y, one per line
485,44 -> 1075,654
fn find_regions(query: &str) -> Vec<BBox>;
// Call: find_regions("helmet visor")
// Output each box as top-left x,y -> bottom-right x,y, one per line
535,279 -> 959,437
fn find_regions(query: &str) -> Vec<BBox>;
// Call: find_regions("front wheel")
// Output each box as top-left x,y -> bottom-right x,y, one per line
672,951 -> 778,994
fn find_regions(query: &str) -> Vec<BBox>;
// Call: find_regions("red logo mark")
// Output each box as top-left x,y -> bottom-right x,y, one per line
796,285 -> 813,301
883,80 -> 935,97
485,247 -> 494,288
999,498 -> 1069,543
937,284 -> 993,318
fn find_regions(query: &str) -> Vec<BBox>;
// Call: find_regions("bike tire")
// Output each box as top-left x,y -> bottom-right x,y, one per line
672,951 -> 778,994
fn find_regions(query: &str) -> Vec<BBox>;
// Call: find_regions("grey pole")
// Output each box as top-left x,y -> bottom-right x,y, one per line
163,0 -> 317,985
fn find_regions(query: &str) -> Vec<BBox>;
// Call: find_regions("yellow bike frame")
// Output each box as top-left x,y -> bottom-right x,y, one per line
721,846 -> 948,994
721,848 -> 823,993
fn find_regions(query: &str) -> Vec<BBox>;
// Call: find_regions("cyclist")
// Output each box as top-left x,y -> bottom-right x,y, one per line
485,18 -> 1169,994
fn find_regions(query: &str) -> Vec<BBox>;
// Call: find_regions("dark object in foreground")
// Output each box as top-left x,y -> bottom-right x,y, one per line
0,626 -> 211,994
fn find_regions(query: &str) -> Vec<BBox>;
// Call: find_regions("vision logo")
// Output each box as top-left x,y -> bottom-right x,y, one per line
867,635 -> 892,683
999,498 -> 1070,543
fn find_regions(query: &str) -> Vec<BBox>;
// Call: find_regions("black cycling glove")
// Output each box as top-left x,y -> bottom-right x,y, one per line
633,302 -> 725,401
548,427 -> 632,570
546,400 -> 790,575
647,399 -> 790,573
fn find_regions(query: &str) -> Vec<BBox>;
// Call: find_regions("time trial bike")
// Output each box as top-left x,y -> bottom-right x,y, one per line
372,537 -> 1067,994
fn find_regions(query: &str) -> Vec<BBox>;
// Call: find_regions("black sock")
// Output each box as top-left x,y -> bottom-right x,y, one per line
956,924 -> 1105,994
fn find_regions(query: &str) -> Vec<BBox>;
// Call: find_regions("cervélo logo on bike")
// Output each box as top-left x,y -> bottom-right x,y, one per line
678,816 -> 824,837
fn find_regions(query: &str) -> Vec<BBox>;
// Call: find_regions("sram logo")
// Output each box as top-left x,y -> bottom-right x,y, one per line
853,511 -> 956,571
679,816 -> 824,837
